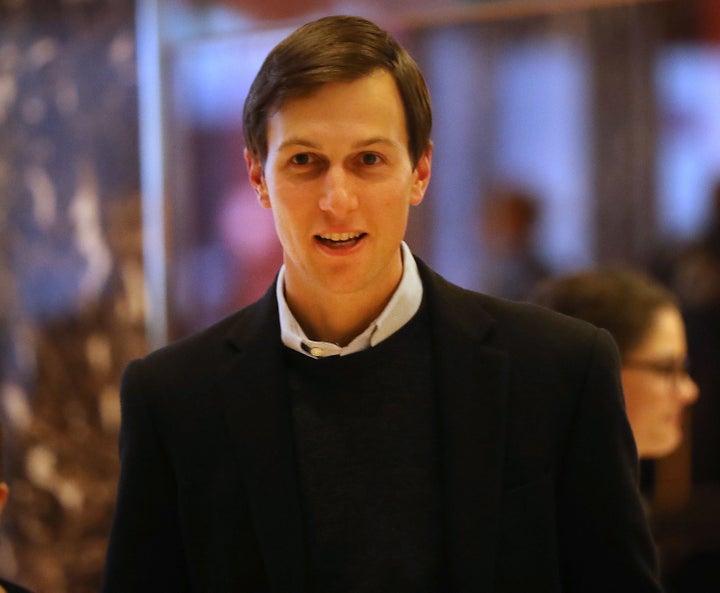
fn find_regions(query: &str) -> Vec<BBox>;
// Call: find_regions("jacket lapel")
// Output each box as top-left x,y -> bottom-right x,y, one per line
219,285 -> 306,593
418,260 -> 510,591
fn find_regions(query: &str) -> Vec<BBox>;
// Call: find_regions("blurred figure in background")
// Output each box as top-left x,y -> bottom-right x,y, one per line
0,425 -> 35,593
656,180 -> 720,312
478,186 -> 550,301
652,179 -> 720,484
531,269 -> 699,459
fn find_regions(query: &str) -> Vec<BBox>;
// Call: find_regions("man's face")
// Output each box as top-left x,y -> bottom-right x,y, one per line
246,69 -> 431,307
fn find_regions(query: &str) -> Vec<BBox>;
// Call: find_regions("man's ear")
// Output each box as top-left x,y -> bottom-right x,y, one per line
410,142 -> 433,207
0,482 -> 9,517
244,148 -> 271,209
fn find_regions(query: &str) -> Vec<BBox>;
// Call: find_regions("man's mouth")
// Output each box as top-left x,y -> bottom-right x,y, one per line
315,232 -> 366,247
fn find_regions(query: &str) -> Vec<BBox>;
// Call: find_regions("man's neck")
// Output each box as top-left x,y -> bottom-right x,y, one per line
282,249 -> 405,347
284,279 -> 400,347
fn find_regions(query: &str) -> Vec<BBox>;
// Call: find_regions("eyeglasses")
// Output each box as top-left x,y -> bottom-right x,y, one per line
623,358 -> 690,389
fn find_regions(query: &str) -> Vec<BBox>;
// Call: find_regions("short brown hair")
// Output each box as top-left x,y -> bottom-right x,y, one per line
242,15 -> 432,168
530,269 -> 678,359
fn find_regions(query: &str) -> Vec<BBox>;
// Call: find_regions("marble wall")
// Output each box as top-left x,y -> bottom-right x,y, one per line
0,1 -> 142,590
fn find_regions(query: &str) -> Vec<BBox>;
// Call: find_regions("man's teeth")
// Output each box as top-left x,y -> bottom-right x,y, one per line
319,232 -> 361,242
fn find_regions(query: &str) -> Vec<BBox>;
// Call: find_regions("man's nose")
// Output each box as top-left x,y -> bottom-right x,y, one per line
318,167 -> 358,216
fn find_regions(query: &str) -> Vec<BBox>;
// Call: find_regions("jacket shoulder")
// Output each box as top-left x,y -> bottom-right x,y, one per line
122,286 -> 278,397
416,255 -> 604,351
150,286 -> 275,359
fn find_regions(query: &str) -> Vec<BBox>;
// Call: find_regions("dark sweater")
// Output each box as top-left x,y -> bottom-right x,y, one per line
285,305 -> 441,592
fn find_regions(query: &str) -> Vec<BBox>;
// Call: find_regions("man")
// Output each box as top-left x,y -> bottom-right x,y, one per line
102,15 -> 663,592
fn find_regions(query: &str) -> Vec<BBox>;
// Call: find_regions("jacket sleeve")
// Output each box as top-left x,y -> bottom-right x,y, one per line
101,359 -> 192,593
557,328 -> 663,592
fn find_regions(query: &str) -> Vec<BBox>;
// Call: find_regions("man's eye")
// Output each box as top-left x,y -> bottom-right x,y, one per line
291,153 -> 312,165
360,153 -> 381,166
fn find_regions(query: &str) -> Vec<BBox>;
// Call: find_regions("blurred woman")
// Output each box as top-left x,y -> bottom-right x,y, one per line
531,269 -> 699,459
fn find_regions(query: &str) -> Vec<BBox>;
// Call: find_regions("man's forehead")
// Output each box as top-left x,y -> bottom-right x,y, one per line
269,68 -> 397,114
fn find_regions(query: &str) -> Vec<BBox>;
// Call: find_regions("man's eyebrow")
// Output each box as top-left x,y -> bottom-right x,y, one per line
352,136 -> 398,149
276,136 -> 401,151
277,138 -> 321,151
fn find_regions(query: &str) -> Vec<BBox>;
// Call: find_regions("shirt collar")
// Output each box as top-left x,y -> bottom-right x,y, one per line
276,241 -> 423,358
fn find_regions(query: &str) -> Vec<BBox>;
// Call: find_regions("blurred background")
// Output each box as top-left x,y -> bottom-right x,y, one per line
1,0 -> 719,590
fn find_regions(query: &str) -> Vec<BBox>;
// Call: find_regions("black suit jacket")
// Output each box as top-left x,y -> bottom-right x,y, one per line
102,258 -> 662,592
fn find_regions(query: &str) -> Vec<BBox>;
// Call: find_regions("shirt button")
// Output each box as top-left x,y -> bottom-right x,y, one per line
310,347 -> 323,357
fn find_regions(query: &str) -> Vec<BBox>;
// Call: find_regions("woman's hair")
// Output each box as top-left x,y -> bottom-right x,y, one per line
242,15 -> 432,168
530,268 -> 678,358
